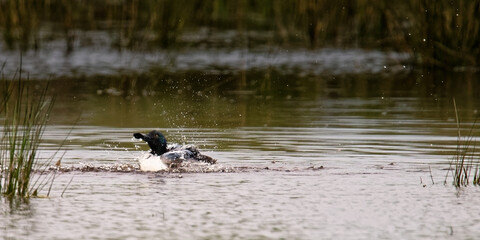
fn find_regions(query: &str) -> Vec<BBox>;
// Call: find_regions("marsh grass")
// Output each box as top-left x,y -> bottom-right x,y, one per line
0,65 -> 60,198
444,99 -> 480,187
1,1 -> 478,68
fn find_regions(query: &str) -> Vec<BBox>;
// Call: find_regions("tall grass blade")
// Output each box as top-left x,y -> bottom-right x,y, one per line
448,98 -> 480,187
0,63 -> 64,198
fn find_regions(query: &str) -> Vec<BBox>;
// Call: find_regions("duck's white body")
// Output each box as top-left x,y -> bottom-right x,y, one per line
137,144 -> 198,171
138,153 -> 168,171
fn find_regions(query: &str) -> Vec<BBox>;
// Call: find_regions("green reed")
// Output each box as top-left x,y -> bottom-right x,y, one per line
445,99 -> 480,187
400,0 -> 480,68
0,67 -> 58,198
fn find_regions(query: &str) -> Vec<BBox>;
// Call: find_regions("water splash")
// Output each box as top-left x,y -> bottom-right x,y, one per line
43,162 -> 324,174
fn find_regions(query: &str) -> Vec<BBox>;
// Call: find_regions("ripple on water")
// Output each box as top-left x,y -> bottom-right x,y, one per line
3,95 -> 480,239
4,167 -> 480,239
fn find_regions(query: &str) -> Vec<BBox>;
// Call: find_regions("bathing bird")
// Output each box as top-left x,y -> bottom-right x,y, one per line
133,130 -> 217,169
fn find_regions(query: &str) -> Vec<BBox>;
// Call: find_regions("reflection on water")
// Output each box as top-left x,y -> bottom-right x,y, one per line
0,46 -> 408,79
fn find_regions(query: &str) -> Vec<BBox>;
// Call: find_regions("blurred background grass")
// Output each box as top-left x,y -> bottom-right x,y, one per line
1,0 -> 479,69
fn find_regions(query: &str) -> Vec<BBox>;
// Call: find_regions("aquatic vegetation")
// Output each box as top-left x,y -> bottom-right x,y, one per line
0,67 -> 59,198
399,1 -> 480,68
0,0 -> 478,68
445,99 -> 480,187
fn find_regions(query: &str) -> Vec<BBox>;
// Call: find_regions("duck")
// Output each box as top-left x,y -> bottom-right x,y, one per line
133,130 -> 217,171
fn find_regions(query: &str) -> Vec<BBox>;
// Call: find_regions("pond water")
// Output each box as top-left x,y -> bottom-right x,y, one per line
2,46 -> 480,239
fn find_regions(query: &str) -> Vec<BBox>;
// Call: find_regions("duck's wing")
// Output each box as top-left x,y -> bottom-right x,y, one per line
165,144 -> 217,164
161,150 -> 189,162
194,153 -> 217,164
179,144 -> 217,164
166,143 -> 182,151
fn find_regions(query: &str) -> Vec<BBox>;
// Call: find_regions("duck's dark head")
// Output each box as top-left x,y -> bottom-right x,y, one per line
133,130 -> 168,155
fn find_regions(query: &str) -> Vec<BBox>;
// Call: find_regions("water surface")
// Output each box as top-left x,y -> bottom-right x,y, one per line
2,44 -> 480,239
3,82 -> 480,239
